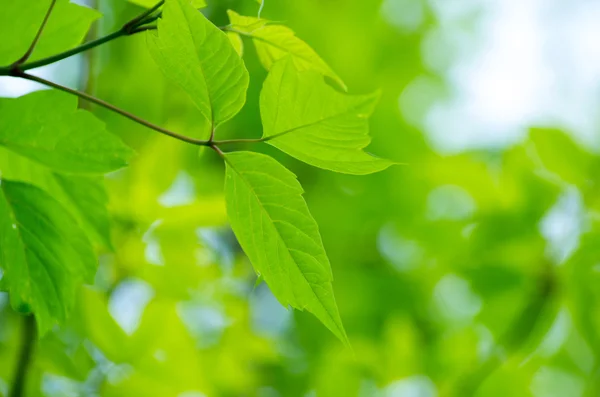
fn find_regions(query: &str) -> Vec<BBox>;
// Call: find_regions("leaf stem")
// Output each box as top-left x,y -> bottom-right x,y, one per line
16,71 -> 212,147
9,316 -> 36,397
11,0 -> 57,68
124,0 -> 164,31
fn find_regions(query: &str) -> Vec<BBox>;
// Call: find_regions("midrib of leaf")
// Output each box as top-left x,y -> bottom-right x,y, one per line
265,95 -> 375,142
225,158 -> 345,338
177,4 -> 215,127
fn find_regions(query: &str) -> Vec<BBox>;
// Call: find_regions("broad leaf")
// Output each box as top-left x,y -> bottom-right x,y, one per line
54,174 -> 113,249
261,58 -> 394,175
224,151 -> 349,345
0,148 -> 112,249
227,10 -> 346,90
0,90 -> 133,174
0,0 -> 100,65
148,0 -> 249,132
0,179 -> 97,334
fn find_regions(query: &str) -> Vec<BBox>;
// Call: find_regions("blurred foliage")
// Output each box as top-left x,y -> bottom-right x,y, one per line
1,0 -> 600,396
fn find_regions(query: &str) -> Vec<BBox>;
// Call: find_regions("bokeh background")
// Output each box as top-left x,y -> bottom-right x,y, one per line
1,0 -> 600,396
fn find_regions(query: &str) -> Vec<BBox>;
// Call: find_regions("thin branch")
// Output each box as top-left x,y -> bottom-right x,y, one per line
14,29 -> 125,72
12,0 -> 57,67
16,71 -> 212,147
0,1 -> 164,75
211,137 -> 269,146
10,316 -> 36,397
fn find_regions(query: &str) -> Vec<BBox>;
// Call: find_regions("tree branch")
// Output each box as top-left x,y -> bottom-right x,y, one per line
9,316 -> 36,397
16,71 -> 212,147
11,0 -> 57,68
0,1 -> 164,74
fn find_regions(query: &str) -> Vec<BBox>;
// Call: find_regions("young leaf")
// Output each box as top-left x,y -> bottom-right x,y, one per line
0,90 -> 133,175
227,10 -> 346,90
261,57 -> 394,175
0,0 -> 100,65
0,179 -> 97,335
148,0 -> 249,131
227,32 -> 244,57
224,151 -> 349,345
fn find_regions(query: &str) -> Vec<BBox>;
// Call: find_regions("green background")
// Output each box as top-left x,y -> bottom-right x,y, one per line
1,0 -> 600,396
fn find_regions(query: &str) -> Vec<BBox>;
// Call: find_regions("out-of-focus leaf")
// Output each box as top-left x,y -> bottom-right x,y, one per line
261,57 -> 393,175
0,90 -> 133,174
0,180 -> 96,334
227,10 -> 346,90
73,286 -> 130,363
224,151 -> 348,345
148,0 -> 249,132
529,128 -> 597,187
0,0 -> 100,64
129,0 -> 206,8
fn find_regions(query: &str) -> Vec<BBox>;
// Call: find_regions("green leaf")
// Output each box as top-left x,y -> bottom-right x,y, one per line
0,148 -> 113,249
227,31 -> 244,57
260,57 -> 394,175
53,174 -> 113,250
0,0 -> 100,65
528,128 -> 597,187
129,0 -> 206,8
0,90 -> 133,175
0,179 -> 97,335
148,0 -> 249,132
227,10 -> 346,90
224,151 -> 349,345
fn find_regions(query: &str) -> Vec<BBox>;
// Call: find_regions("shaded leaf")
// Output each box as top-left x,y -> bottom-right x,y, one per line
224,151 -> 348,345
0,148 -> 113,249
0,179 -> 96,334
261,58 -> 394,175
0,90 -> 133,175
148,0 -> 249,132
53,174 -> 113,249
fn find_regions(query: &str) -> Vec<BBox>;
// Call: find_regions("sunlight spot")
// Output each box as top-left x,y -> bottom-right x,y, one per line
384,375 -> 437,397
540,187 -> 587,264
380,0 -> 425,33
178,302 -> 231,348
159,171 -> 196,208
433,274 -> 481,322
427,185 -> 476,221
108,279 -> 154,335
